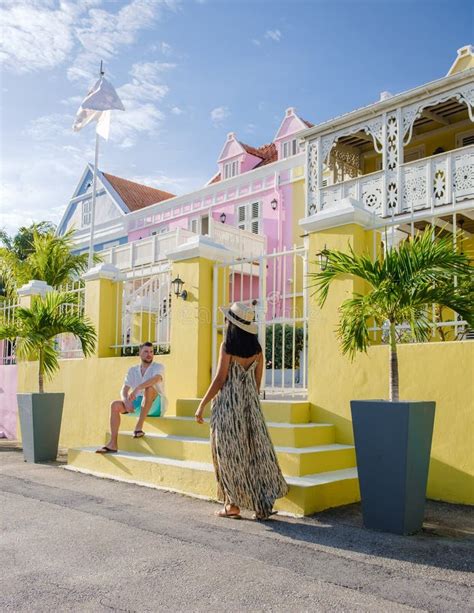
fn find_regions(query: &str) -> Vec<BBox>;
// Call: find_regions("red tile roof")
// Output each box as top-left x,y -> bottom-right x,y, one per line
302,118 -> 314,128
209,142 -> 278,184
103,172 -> 175,212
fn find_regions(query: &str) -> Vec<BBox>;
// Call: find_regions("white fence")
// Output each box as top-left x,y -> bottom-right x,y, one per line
113,265 -> 172,355
0,299 -> 18,365
55,280 -> 86,359
213,245 -> 309,398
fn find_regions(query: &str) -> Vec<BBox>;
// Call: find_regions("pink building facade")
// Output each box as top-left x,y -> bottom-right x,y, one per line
125,108 -> 311,313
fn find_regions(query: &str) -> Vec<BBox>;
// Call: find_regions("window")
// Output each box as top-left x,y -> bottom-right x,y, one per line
403,145 -> 425,163
282,138 -> 298,159
456,129 -> 474,148
82,199 -> 92,227
237,201 -> 261,234
224,160 -> 239,179
189,215 -> 209,235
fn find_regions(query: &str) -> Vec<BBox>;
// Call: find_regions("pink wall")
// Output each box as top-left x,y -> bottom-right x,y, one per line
0,365 -> 18,439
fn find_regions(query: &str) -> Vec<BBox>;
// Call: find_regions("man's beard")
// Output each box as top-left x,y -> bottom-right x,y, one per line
142,356 -> 153,363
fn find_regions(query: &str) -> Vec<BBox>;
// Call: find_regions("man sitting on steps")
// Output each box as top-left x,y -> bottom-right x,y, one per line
96,342 -> 164,454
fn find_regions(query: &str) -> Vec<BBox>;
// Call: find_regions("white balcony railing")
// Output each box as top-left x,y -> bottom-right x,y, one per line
101,222 -> 266,272
208,217 -> 266,258
319,146 -> 474,218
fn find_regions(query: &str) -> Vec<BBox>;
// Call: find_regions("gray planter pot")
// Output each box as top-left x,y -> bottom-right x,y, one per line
351,400 -> 435,535
17,393 -> 65,463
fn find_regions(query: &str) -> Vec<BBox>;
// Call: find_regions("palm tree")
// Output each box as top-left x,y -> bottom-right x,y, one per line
310,229 -> 474,401
0,291 -> 96,393
0,229 -> 100,299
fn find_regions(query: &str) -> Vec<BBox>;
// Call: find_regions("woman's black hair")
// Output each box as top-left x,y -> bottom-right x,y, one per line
223,320 -> 262,358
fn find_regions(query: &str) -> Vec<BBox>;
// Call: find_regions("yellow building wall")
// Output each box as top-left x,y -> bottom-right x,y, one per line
308,226 -> 474,505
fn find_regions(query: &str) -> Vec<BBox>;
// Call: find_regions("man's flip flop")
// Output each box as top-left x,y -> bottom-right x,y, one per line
95,446 -> 117,454
133,430 -> 145,438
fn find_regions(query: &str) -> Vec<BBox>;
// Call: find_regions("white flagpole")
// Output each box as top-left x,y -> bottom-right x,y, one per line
87,61 -> 104,269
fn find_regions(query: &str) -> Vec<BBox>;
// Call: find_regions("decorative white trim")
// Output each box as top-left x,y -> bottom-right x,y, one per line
165,235 -> 237,263
82,263 -> 122,281
298,69 -> 474,142
299,198 -> 374,233
17,280 -> 53,297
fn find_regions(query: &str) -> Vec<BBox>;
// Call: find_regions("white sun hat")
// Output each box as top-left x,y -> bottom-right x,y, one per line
220,301 -> 258,335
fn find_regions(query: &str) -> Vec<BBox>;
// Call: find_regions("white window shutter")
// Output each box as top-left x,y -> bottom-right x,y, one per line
462,133 -> 474,146
251,201 -> 260,219
251,220 -> 259,235
238,205 -> 246,223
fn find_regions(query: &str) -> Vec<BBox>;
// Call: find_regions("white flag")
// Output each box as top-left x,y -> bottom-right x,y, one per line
96,110 -> 111,140
73,76 -> 124,134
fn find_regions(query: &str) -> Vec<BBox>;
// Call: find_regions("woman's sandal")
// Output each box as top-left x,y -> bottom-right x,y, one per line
133,430 -> 145,438
252,511 -> 278,521
95,446 -> 117,454
216,505 -> 241,519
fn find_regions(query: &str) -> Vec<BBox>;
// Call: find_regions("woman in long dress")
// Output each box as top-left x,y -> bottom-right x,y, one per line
195,302 -> 288,520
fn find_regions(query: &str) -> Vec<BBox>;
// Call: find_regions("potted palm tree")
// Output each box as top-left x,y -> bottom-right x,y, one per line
310,229 -> 473,534
0,291 -> 96,462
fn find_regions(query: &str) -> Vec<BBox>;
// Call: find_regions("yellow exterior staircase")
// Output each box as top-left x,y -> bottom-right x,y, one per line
67,399 -> 360,516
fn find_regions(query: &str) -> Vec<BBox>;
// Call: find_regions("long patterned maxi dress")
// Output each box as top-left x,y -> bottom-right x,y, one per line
210,358 -> 289,516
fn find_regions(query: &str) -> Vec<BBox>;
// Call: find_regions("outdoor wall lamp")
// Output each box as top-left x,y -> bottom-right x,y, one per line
271,198 -> 278,210
171,275 -> 187,300
220,212 -> 227,223
318,245 -> 329,271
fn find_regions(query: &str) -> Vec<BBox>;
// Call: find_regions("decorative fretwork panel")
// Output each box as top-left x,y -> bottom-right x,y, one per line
402,163 -> 428,212
360,175 -> 383,213
453,151 -> 474,199
402,84 -> 474,144
307,140 -> 319,215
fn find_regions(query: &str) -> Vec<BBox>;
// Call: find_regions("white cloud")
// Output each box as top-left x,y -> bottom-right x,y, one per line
0,0 -> 180,81
171,106 -> 184,115
0,153 -> 84,235
0,1 -> 78,73
69,0 -> 179,83
265,29 -> 282,42
25,113 -> 72,141
161,41 -> 173,55
245,123 -> 256,134
210,106 -> 230,125
252,39 -> 261,46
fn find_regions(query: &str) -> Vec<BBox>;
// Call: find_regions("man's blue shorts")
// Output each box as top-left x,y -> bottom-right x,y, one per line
132,394 -> 162,417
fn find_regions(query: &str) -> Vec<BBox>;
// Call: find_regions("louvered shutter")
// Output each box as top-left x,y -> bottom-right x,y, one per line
237,204 -> 246,231
250,202 -> 260,234
461,133 -> 474,146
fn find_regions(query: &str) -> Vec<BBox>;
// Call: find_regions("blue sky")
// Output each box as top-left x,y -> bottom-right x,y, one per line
1,0 -> 472,234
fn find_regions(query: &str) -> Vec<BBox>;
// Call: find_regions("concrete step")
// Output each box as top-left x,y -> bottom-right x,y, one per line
175,398 -> 311,423
111,432 -> 355,477
66,447 -> 360,516
120,415 -> 336,447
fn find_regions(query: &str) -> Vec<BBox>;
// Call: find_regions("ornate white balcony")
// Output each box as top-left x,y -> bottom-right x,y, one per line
318,146 -> 474,218
101,221 -> 266,272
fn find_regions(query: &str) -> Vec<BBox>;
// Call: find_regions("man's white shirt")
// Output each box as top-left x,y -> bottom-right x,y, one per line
124,362 -> 165,396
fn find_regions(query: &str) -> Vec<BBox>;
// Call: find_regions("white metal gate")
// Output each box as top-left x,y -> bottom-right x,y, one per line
212,244 -> 309,398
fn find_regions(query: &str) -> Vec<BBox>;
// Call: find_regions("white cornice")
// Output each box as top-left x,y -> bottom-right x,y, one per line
166,235 -> 237,263
298,69 -> 474,141
299,198 -> 374,232
126,153 -> 305,222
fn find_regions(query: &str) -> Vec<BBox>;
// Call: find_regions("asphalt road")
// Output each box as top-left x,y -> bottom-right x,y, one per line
1,447 -> 473,612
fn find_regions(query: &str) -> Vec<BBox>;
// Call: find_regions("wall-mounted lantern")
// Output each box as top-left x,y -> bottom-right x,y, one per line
220,212 -> 227,224
171,275 -> 187,300
271,198 -> 278,211
318,245 -> 329,271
